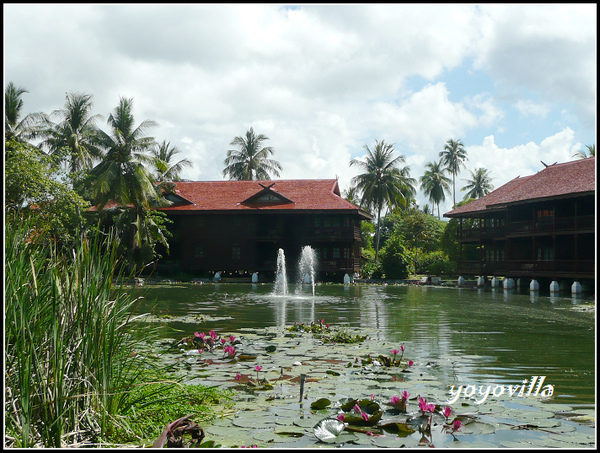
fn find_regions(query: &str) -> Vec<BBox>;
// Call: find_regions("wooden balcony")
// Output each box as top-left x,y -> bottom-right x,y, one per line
459,215 -> 594,242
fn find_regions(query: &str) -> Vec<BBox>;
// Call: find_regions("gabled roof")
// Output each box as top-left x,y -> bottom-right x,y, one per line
444,157 -> 595,218
158,179 -> 372,219
240,182 -> 295,205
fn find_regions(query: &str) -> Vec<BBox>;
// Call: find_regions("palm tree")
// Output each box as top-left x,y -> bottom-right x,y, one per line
4,81 -> 48,141
42,92 -> 104,174
349,140 -> 414,261
90,97 -> 171,271
572,144 -> 595,159
461,167 -> 494,200
90,97 -> 159,210
420,159 -> 451,219
150,140 -> 193,182
223,127 -> 282,180
439,138 -> 468,208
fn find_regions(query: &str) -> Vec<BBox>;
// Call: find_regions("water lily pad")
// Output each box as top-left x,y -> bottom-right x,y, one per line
293,417 -> 318,428
310,398 -> 332,410
232,412 -> 276,428
313,418 -> 347,443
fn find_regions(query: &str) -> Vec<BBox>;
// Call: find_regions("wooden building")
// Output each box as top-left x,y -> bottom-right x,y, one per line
444,158 -> 595,290
155,179 -> 371,281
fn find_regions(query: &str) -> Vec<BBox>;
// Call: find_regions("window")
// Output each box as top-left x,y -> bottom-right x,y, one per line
333,248 -> 340,259
195,246 -> 204,258
232,246 -> 241,260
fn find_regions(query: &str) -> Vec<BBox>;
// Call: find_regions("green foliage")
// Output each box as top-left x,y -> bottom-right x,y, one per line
414,250 -> 456,275
111,378 -> 233,445
361,220 -> 375,252
361,259 -> 383,279
393,209 -> 445,253
96,207 -> 173,272
440,218 -> 460,262
380,235 -> 412,279
5,138 -> 89,246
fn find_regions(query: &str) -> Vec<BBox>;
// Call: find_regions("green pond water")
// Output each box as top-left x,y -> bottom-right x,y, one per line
130,283 -> 596,448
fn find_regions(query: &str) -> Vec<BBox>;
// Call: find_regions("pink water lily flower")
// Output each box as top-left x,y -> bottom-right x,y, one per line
389,396 -> 401,406
452,419 -> 462,432
391,349 -> 400,357
353,404 -> 362,414
235,372 -> 241,381
443,406 -> 454,419
408,360 -> 414,367
400,344 -> 405,352
361,412 -> 369,421
419,397 -> 435,414
337,413 -> 345,422
209,330 -> 218,340
230,335 -> 235,343
254,365 -> 262,372
401,391 -> 410,401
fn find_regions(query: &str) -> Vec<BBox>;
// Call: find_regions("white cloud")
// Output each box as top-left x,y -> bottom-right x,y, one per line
515,100 -> 550,119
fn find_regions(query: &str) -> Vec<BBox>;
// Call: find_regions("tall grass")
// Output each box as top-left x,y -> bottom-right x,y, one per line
5,216 -> 165,447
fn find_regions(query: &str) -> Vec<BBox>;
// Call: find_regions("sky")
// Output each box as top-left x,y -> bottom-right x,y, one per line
4,3 -> 597,217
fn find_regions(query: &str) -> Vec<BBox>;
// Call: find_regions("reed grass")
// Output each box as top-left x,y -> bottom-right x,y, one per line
4,216 -> 168,447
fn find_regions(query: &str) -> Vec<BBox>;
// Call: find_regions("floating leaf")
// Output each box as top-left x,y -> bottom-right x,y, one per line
380,421 -> 416,436
310,398 -> 332,410
313,418 -> 346,443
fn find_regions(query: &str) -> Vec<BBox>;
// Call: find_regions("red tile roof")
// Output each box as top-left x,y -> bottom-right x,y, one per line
444,157 -> 595,217
158,179 -> 372,218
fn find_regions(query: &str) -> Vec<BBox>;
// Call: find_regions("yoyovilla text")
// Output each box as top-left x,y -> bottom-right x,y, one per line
446,376 -> 554,405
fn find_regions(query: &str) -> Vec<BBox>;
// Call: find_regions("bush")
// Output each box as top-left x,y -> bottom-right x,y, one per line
380,236 -> 412,279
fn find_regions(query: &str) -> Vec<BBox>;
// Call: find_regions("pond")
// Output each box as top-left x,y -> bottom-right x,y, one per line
130,283 -> 595,448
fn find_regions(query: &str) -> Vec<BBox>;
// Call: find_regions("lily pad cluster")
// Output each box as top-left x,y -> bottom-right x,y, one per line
287,319 -> 368,344
177,330 -> 240,358
312,394 -> 465,446
151,319 -> 594,448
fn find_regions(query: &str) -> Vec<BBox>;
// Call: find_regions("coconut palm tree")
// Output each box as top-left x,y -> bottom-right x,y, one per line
150,140 -> 193,182
461,167 -> 494,200
420,159 -> 451,219
90,97 -> 171,271
350,140 -> 415,261
439,138 -> 468,208
4,81 -> 49,141
90,97 -> 159,210
223,127 -> 282,180
572,144 -> 595,159
42,92 -> 104,174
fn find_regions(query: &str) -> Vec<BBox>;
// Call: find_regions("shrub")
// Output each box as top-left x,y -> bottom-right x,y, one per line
380,236 -> 412,279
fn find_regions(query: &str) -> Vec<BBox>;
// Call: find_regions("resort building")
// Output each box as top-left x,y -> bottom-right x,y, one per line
444,158 -> 595,293
155,179 -> 371,281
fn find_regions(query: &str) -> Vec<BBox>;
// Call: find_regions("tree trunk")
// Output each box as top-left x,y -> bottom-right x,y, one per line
374,205 -> 382,262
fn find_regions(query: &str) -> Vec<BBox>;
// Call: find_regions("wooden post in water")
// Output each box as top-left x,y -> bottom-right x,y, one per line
299,374 -> 307,402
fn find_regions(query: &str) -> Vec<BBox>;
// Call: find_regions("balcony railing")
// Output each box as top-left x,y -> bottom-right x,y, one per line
459,215 -> 594,240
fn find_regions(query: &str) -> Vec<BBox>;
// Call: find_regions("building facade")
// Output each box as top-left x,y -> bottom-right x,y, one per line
155,179 -> 371,281
444,158 -> 595,291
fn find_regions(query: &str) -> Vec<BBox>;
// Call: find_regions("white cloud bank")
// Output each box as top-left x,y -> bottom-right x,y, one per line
4,3 -> 596,218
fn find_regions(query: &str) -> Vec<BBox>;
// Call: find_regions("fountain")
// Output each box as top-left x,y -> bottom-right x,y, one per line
273,248 -> 289,295
272,247 -> 317,297
297,245 -> 317,296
